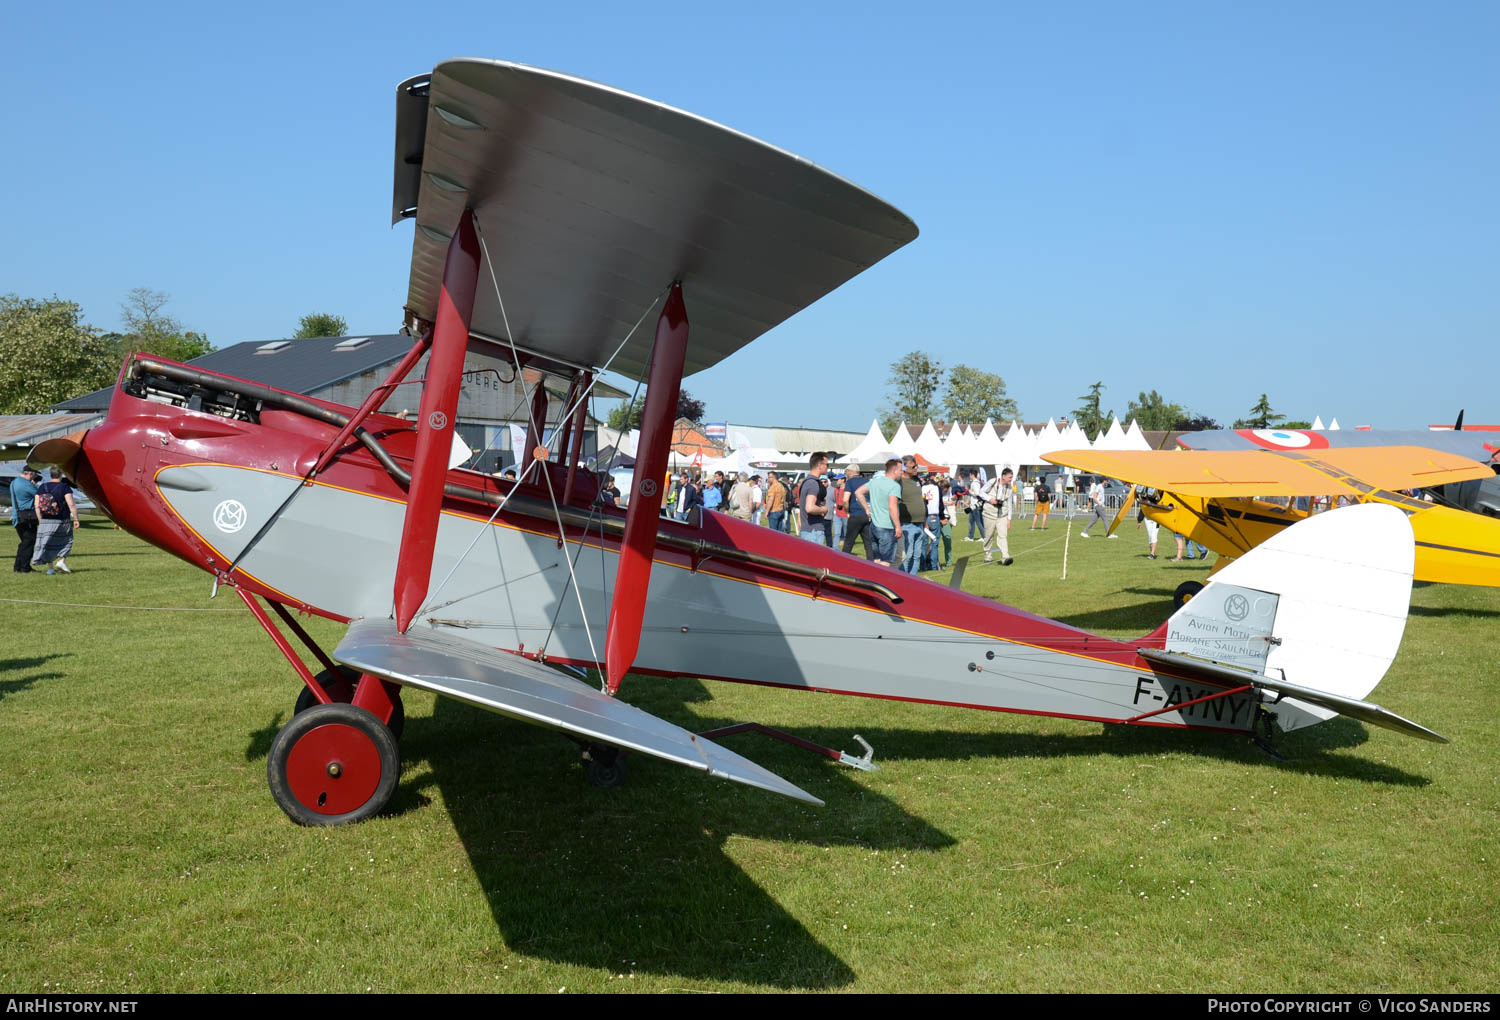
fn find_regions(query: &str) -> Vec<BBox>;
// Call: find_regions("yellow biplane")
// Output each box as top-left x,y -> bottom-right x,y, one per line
1044,446 -> 1500,605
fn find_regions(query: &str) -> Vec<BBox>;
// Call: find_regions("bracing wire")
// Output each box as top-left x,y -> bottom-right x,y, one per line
413,220 -> 666,657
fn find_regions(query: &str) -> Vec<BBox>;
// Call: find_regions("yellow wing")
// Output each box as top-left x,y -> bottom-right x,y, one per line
1042,446 -> 1491,498
1280,447 -> 1495,492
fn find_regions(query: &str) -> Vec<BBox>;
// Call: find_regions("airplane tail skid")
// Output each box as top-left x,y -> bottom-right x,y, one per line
1144,503 -> 1445,742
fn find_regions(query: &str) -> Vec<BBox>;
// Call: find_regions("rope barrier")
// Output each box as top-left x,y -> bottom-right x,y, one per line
0,596 -> 242,612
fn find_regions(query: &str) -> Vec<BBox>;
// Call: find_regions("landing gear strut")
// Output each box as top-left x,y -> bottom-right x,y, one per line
294,665 -> 406,741
1249,706 -> 1287,761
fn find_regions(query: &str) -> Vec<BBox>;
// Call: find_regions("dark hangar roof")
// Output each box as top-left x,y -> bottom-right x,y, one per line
53,335 -> 416,412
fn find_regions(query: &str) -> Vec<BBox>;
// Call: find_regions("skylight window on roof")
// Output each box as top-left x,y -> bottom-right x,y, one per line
334,336 -> 372,351
255,341 -> 291,354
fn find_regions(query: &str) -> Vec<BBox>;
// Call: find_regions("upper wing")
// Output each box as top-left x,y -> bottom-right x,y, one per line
1043,449 -> 1362,497
1043,446 -> 1491,498
1282,446 -> 1495,491
394,59 -> 919,380
335,618 -> 822,805
1178,427 -> 1500,467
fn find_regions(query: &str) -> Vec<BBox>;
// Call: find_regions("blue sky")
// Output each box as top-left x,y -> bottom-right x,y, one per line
6,1 -> 1496,431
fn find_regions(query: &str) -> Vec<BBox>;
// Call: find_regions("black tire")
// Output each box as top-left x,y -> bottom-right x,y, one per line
583,745 -> 627,788
294,666 -> 404,742
1172,580 -> 1205,612
267,702 -> 400,826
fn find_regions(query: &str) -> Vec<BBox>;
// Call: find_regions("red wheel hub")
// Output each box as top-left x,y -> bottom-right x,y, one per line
284,722 -> 383,815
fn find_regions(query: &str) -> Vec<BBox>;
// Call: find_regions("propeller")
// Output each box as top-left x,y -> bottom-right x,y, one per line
26,431 -> 89,480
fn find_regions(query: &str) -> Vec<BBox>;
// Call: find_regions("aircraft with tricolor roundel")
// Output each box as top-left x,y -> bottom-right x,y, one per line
1179,418 -> 1500,519
27,59 -> 1452,826
1042,445 -> 1500,607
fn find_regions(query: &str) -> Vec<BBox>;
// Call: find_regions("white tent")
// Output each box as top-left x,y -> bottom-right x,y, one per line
914,420 -> 947,463
940,423 -> 972,472
1009,422 -> 1042,469
1123,419 -> 1151,451
1311,415 -> 1325,431
1034,418 -> 1065,458
970,420 -> 1005,469
699,447 -> 754,476
889,422 -> 918,456
991,424 -> 1012,473
1329,418 -> 1341,431
840,419 -> 893,464
1094,416 -> 1127,450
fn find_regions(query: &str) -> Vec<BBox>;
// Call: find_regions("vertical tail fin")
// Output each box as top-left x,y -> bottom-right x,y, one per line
1164,504 -> 1416,734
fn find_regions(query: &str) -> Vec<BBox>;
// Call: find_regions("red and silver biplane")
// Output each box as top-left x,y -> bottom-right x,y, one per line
32,60 -> 1445,826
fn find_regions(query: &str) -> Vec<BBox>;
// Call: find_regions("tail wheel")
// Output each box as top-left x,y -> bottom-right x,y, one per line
268,703 -> 400,826
1172,580 -> 1205,612
294,666 -> 404,741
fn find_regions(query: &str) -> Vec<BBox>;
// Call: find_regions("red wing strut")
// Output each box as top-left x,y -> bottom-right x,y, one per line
393,209 -> 481,632
604,284 -> 689,694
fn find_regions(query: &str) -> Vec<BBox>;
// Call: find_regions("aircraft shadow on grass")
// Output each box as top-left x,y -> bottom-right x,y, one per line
244,713 -> 283,762
240,664 -> 1424,988
1121,586 -> 1178,599
1408,604 -> 1500,620
1119,584 -> 1500,622
1051,589 -> 1180,634
0,654 -> 70,704
384,685 -> 957,990
739,712 -> 1420,785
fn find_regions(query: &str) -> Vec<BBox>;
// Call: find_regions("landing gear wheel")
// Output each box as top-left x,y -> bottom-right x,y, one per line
267,702 -> 400,826
1172,580 -> 1205,612
582,744 -> 627,788
294,666 -> 404,741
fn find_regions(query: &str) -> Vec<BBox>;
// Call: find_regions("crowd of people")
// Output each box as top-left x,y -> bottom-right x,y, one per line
659,453 -> 1037,575
4,452 -> 1212,585
9,466 -> 80,575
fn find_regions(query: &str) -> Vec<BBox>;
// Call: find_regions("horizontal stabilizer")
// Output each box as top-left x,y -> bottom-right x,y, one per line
334,618 -> 822,805
1137,648 -> 1447,743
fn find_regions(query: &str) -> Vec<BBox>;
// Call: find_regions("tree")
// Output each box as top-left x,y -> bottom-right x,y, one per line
120,287 -> 174,337
1124,390 -> 1186,432
1174,413 -> 1220,432
607,398 -> 642,432
1232,394 -> 1284,430
943,365 -> 1018,425
295,312 -> 349,338
677,389 -> 706,424
0,295 -> 117,413
1280,420 -> 1313,430
112,288 -> 213,362
1072,381 -> 1112,440
881,350 -> 944,433
605,387 -> 704,431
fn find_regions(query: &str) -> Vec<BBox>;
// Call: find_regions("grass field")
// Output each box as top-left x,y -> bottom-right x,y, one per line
1,513 -> 1496,993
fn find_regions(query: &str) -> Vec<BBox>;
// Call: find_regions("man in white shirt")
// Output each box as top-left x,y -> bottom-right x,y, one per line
1079,478 -> 1116,538
980,468 -> 1016,566
920,474 -> 941,570
750,475 -> 764,526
